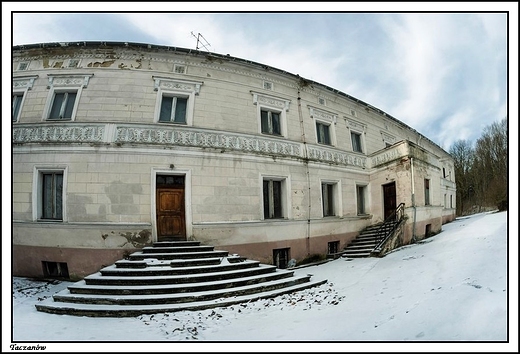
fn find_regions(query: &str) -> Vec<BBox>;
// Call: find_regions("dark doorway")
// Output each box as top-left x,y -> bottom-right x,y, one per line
156,175 -> 186,241
383,182 -> 397,220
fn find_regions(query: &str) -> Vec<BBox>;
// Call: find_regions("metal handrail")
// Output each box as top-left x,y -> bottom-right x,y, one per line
373,203 -> 405,251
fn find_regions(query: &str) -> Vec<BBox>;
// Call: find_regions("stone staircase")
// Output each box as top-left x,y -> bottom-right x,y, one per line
341,220 -> 400,258
35,241 -> 327,317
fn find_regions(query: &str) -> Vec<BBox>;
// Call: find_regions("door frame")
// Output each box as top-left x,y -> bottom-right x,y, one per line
151,169 -> 192,242
382,181 -> 397,221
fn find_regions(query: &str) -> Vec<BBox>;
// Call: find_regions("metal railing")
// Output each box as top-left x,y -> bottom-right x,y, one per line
373,203 -> 405,252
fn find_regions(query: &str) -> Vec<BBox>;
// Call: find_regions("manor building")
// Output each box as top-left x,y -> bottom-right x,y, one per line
12,42 -> 456,280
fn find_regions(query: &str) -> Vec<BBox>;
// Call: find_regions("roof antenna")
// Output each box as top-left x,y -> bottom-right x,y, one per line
191,32 -> 211,51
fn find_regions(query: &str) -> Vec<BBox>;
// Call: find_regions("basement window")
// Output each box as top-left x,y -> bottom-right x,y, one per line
328,241 -> 340,255
42,261 -> 69,279
425,224 -> 432,238
273,248 -> 290,269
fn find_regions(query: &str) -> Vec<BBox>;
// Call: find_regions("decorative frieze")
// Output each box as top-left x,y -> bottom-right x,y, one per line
13,76 -> 38,90
115,126 -> 301,158
307,146 -> 367,168
12,123 -> 374,168
47,74 -> 93,89
251,91 -> 290,111
308,106 -> 337,124
152,76 -> 201,94
12,125 -> 105,144
371,148 -> 400,167
381,131 -> 396,143
346,118 -> 367,132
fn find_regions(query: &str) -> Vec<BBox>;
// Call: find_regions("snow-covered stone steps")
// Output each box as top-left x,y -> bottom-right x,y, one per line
152,241 -> 202,247
141,245 -> 216,253
57,273 -> 304,303
85,264 -> 279,286
115,257 -> 223,268
35,240 -> 328,317
35,278 -> 328,317
102,259 -> 261,277
67,269 -> 295,295
129,250 -> 229,260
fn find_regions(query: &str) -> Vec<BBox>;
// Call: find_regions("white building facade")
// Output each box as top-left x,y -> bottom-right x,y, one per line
12,42 -> 456,280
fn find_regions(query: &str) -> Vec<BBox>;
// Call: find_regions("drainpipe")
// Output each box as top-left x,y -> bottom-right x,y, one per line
411,157 -> 417,243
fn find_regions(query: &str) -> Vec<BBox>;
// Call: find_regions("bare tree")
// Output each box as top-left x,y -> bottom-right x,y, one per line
473,117 -> 508,210
449,139 -> 475,215
448,117 -> 508,215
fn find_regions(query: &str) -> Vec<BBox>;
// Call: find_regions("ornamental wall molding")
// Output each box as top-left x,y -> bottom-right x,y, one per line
12,125 -> 105,144
13,75 -> 38,90
12,123 -> 376,167
380,131 -> 396,144
346,118 -> 367,133
152,76 -> 202,94
307,145 -> 367,168
251,91 -> 291,111
115,126 -> 301,158
308,106 -> 338,124
47,74 -> 94,89
370,148 -> 400,168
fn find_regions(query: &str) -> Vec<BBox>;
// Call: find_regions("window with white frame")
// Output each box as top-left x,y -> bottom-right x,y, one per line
12,93 -> 24,122
260,109 -> 282,136
424,179 -> 430,206
40,171 -> 64,220
158,94 -> 188,124
48,90 -> 78,120
347,119 -> 366,154
310,106 -> 337,146
13,76 -> 37,123
351,131 -> 363,153
263,178 -> 284,219
322,182 -> 336,217
356,185 -> 367,215
316,121 -> 332,145
153,76 -> 202,126
43,74 -> 92,121
251,91 -> 290,137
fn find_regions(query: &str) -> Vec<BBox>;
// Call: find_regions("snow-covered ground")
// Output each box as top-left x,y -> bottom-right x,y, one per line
5,211 -> 517,352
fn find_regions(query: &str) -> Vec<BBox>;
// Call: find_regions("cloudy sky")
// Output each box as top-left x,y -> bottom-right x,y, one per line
5,3 -> 517,151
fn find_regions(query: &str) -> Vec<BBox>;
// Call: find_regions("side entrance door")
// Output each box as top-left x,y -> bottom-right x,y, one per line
383,182 -> 397,221
156,175 -> 186,241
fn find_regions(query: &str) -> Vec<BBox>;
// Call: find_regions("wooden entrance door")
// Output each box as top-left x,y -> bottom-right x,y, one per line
383,182 -> 396,221
156,175 -> 186,241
